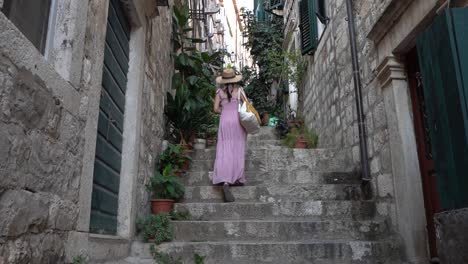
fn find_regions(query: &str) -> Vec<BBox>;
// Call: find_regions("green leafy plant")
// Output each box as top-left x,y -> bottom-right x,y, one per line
137,213 -> 174,244
146,165 -> 185,200
282,126 -> 319,149
158,143 -> 192,172
71,255 -> 88,264
193,253 -> 206,264
170,210 -> 191,221
150,245 -> 183,264
166,5 -> 223,144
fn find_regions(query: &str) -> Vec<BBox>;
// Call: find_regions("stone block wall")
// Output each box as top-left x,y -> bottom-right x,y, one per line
0,13 -> 86,264
0,0 -> 173,262
136,7 -> 174,221
435,208 -> 468,263
295,0 -> 397,220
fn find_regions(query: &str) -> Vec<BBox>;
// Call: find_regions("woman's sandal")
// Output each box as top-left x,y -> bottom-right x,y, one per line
223,183 -> 235,203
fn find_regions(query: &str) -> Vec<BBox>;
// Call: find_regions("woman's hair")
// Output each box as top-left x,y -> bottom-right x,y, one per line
224,84 -> 236,102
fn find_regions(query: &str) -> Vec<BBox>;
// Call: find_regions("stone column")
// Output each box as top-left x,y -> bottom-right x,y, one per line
377,56 -> 428,264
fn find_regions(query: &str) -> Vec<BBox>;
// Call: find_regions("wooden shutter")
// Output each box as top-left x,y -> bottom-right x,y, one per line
256,0 -> 267,22
299,0 -> 318,55
416,8 -> 468,210
90,0 -> 130,235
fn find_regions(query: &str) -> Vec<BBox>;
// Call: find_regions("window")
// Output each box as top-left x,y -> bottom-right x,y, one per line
2,0 -> 52,54
299,0 -> 327,55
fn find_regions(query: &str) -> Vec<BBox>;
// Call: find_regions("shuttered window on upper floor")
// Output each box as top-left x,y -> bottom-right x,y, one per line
299,0 -> 326,55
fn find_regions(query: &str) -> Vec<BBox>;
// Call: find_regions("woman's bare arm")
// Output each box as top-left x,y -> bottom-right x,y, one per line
214,93 -> 222,114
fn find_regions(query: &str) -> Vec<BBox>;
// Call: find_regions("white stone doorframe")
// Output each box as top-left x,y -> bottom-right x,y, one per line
371,0 -> 448,263
75,0 -> 147,239
117,0 -> 147,239
377,57 -> 428,264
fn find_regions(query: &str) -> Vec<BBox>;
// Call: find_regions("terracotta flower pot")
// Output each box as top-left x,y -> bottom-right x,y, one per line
294,136 -> 308,149
262,113 -> 270,126
151,199 -> 174,214
207,137 -> 217,147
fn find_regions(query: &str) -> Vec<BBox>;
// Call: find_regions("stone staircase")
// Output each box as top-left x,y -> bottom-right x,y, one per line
126,128 -> 400,264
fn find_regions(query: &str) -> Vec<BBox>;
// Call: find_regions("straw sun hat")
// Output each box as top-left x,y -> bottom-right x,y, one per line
216,68 -> 243,84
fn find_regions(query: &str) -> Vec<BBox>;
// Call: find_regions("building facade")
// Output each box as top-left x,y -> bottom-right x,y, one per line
221,0 -> 251,70
284,0 -> 468,263
0,0 -> 174,262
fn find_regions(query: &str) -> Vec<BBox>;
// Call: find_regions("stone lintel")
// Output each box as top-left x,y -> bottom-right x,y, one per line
367,0 -> 413,43
376,56 -> 407,89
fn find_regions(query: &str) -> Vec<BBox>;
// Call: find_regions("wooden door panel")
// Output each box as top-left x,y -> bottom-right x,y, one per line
90,0 -> 130,235
416,8 -> 468,211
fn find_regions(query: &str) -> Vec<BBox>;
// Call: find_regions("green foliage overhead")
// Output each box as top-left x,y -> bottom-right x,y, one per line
241,9 -> 306,116
166,5 -> 224,143
137,213 -> 175,244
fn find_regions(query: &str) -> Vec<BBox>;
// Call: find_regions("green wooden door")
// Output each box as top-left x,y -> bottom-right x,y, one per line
416,8 -> 468,210
90,0 -> 130,234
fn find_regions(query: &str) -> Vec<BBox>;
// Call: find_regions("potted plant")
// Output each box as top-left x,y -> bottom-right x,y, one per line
261,112 -> 270,126
136,213 -> 174,244
146,165 -> 185,214
282,125 -> 318,149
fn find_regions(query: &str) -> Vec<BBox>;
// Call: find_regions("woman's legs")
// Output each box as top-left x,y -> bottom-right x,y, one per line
222,182 -> 235,202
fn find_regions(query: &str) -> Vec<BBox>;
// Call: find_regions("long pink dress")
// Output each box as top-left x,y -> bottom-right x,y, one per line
212,88 -> 247,185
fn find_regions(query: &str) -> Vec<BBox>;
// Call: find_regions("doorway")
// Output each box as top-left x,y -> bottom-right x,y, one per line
406,48 -> 442,258
90,0 -> 131,235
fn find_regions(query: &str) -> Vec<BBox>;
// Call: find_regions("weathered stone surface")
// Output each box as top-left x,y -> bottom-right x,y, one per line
135,5 -> 173,222
0,190 -> 49,237
1,0 -> 173,261
183,184 -> 362,202
435,208 -> 468,264
172,219 -> 390,241
132,240 -> 400,264
0,233 -> 66,264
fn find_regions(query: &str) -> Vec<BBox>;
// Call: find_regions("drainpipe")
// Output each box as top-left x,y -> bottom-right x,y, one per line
345,0 -> 371,187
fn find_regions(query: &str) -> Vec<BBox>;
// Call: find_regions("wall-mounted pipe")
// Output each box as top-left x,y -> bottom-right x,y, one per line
345,0 -> 371,185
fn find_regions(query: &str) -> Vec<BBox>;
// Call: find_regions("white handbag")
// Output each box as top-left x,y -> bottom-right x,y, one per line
238,88 -> 260,134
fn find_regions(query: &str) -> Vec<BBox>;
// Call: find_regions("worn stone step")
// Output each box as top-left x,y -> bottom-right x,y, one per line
182,184 -> 363,202
172,219 -> 390,242
189,149 -> 351,173
247,127 -> 278,140
173,201 -> 376,221
182,170 -> 361,186
130,240 -> 400,264
191,148 -> 350,165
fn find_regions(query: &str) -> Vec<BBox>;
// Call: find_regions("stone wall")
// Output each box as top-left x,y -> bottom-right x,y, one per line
435,208 -> 468,264
135,6 -> 174,221
0,0 -> 173,263
286,0 -> 465,263
292,0 -> 396,223
0,11 -> 86,264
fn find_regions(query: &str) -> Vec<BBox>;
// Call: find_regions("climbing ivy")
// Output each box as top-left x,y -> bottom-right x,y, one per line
241,9 -> 306,116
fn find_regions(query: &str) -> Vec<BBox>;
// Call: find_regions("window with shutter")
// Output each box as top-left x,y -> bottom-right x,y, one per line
299,0 -> 318,55
2,0 -> 52,54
